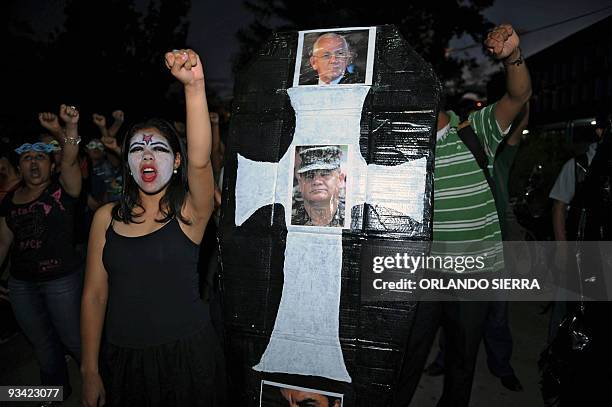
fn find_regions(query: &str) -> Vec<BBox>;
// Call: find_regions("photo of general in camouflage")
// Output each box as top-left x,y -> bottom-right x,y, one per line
291,145 -> 347,227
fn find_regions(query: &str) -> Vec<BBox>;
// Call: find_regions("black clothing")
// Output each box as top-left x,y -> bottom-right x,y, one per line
300,70 -> 364,85
0,182 -> 82,281
90,159 -> 122,203
558,302 -> 612,406
392,300 -> 489,407
101,217 -> 225,406
102,218 -> 209,348
101,321 -> 226,407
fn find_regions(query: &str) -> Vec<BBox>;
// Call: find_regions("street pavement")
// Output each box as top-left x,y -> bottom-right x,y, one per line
412,301 -> 549,407
0,301 -> 549,407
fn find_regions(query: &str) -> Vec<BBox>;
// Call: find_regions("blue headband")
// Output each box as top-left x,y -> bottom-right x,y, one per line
14,142 -> 57,155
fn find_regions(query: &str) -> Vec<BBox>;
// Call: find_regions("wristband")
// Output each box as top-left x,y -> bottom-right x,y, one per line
63,136 -> 81,146
503,47 -> 524,67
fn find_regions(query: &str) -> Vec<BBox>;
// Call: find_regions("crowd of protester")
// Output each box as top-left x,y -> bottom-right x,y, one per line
0,27 -> 609,407
0,49 -> 227,406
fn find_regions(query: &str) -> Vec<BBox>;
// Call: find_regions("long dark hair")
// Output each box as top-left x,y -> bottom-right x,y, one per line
112,118 -> 190,224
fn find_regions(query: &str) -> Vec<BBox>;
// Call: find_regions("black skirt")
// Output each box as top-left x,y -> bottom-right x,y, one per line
102,322 -> 226,406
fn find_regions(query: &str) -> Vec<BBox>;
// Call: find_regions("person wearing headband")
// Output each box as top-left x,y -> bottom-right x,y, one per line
0,105 -> 83,401
85,139 -> 105,152
13,141 -> 58,155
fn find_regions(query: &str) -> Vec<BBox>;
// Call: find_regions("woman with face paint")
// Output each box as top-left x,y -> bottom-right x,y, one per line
0,105 -> 83,400
81,49 -> 224,407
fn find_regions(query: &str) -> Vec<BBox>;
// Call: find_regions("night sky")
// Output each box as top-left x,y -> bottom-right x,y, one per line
190,0 -> 612,96
13,0 -> 612,98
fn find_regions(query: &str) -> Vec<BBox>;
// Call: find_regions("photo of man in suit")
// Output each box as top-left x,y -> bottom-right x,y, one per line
299,31 -> 367,86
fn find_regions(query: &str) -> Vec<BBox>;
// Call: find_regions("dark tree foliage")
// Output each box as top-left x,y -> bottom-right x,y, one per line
51,0 -> 191,121
235,0 -> 494,87
0,0 -> 48,144
1,0 -> 191,145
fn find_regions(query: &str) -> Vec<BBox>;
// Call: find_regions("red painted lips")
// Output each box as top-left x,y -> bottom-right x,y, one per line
141,165 -> 157,183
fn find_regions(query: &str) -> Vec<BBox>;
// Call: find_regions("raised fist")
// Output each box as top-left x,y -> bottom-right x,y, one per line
38,112 -> 62,133
111,110 -> 124,122
60,104 -> 80,126
101,135 -> 119,151
164,49 -> 204,87
108,110 -> 125,139
484,24 -> 520,61
92,113 -> 107,128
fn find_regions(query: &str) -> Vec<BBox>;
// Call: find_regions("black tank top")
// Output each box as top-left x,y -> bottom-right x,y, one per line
102,218 -> 209,348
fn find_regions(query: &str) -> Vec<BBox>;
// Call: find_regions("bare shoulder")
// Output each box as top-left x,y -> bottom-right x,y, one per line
92,202 -> 115,229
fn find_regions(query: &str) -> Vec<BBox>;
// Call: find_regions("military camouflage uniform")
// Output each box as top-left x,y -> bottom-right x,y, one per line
292,145 -> 345,226
292,200 -> 345,226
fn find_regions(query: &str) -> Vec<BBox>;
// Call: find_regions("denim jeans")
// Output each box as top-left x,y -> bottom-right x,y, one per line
8,270 -> 82,390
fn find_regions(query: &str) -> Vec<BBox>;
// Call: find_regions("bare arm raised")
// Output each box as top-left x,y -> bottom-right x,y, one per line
92,113 -> 109,138
435,25 -> 531,133
43,105 -> 82,198
38,112 -> 64,140
108,110 -> 125,139
507,102 -> 530,147
164,49 -> 214,225
485,24 -> 532,131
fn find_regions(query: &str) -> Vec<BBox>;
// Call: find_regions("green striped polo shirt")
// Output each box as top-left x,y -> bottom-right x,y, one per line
431,104 -> 505,273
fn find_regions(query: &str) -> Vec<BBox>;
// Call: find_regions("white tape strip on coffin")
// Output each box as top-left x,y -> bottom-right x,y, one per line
253,231 -> 348,380
235,156 -> 278,226
234,155 -> 427,228
366,159 -> 427,223
235,86 -> 427,382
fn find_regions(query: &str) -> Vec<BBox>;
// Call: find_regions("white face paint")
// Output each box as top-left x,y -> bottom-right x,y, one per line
128,129 -> 175,194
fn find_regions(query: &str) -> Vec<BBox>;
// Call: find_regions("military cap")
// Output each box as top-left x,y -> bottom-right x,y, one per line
297,146 -> 342,174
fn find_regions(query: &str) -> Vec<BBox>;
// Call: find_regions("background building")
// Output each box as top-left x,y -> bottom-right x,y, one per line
488,14 -> 612,126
